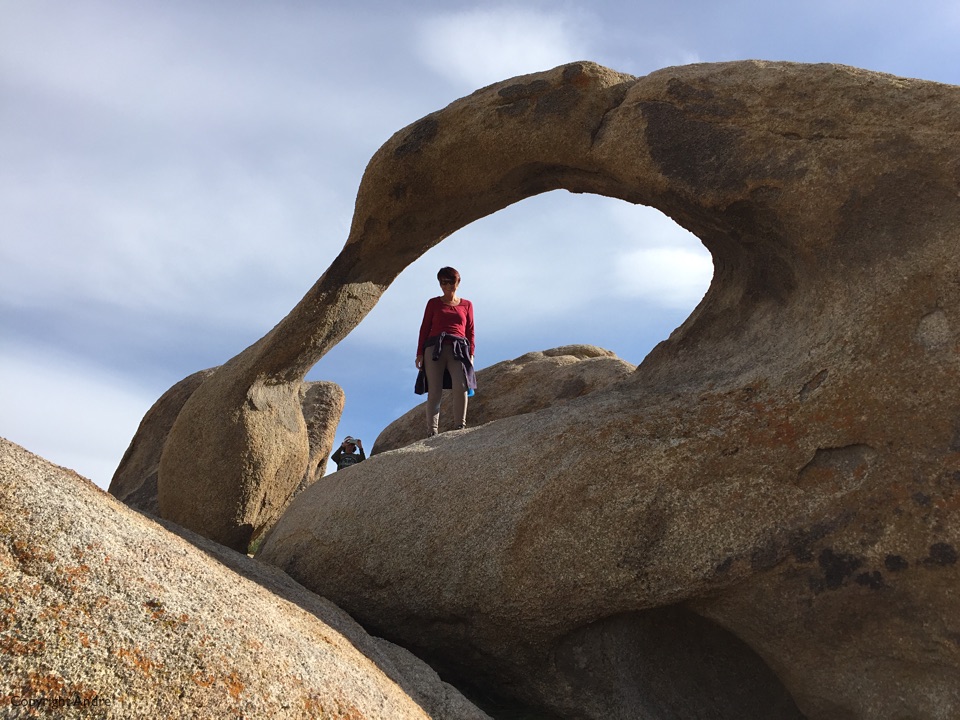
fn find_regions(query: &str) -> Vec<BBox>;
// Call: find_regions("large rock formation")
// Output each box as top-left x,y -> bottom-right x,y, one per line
250,61 -> 960,719
1,437 -> 489,720
112,369 -> 343,540
373,345 -> 635,454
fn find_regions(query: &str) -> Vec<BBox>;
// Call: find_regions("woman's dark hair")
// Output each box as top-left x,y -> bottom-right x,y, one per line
437,266 -> 460,284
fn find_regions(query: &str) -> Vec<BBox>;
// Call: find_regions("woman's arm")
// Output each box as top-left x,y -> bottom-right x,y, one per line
464,300 -> 475,357
416,298 -> 436,367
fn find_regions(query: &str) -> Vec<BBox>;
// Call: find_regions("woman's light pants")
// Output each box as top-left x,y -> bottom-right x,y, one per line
423,343 -> 468,435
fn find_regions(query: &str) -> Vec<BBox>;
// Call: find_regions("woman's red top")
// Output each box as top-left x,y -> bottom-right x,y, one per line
417,297 -> 475,357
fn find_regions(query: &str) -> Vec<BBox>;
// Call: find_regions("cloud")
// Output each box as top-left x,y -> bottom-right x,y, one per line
0,2 -> 405,137
604,201 -> 713,309
0,344 -> 157,490
613,246 -> 713,309
0,2 -> 402,337
0,152 -> 346,332
2,3 -> 506,366
415,6 -> 592,89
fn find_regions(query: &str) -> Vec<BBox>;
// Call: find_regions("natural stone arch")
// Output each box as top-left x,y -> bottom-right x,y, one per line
157,60 -> 818,549
240,61 -> 959,720
152,57 -> 960,716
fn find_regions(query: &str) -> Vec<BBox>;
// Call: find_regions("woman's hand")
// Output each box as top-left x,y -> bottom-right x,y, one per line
415,355 -> 423,369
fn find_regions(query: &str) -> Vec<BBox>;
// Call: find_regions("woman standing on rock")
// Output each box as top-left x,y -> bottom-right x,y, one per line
415,266 -> 476,436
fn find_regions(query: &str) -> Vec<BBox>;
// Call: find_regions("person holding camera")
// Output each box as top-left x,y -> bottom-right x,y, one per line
415,266 -> 476,436
331,436 -> 365,471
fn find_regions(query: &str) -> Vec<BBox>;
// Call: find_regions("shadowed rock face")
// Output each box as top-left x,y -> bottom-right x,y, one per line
149,59 -> 960,718
372,345 -> 635,454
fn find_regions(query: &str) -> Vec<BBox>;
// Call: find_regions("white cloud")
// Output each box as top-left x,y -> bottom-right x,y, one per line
415,7 -> 592,89
0,2 -> 461,346
0,2 -> 385,135
0,155 -> 347,332
0,345 -> 158,490
604,201 -> 713,309
613,246 -> 713,309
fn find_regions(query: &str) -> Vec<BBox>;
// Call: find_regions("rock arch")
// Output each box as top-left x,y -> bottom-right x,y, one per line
159,60 -> 960,718
157,60 -> 823,547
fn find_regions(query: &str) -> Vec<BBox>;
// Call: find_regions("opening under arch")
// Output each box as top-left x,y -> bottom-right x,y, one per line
311,191 -> 713,466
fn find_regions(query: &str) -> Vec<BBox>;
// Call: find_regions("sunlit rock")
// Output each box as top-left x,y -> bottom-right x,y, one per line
1,437 -> 490,720
372,345 -> 635,453
112,370 -> 343,544
110,368 -> 215,516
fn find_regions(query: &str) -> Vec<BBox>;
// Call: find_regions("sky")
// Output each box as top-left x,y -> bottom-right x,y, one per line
2,1 -> 960,490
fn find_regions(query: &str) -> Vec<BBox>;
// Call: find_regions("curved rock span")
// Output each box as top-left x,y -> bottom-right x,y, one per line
247,61 -> 960,719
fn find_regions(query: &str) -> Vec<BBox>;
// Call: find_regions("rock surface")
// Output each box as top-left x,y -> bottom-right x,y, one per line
112,370 -> 343,543
373,345 -> 635,454
299,380 -> 346,488
109,368 -> 215,516
1,437 -> 489,720
254,61 -> 960,720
